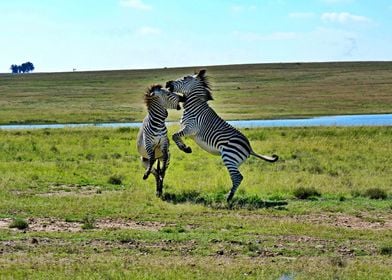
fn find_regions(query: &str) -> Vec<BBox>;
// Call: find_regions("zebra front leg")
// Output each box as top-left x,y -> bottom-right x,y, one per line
172,127 -> 192,153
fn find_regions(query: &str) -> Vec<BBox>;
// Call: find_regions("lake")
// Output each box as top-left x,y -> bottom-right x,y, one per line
1,114 -> 391,130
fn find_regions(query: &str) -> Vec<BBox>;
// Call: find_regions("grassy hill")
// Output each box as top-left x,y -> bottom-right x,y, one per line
1,61 -> 392,125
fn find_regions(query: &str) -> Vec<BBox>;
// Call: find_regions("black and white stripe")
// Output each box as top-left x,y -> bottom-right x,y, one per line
166,70 -> 278,201
137,85 -> 181,196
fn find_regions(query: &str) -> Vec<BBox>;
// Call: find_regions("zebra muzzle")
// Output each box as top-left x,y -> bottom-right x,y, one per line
165,81 -> 174,92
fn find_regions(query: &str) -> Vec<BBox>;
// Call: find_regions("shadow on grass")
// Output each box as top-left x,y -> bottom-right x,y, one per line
162,190 -> 288,210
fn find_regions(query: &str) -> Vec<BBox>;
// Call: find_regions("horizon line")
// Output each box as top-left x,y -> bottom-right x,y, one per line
1,60 -> 392,75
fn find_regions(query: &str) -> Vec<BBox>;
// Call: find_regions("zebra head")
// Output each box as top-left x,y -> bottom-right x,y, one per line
166,69 -> 213,101
145,85 -> 181,110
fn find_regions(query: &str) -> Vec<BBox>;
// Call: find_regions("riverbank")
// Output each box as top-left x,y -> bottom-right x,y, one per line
1,114 -> 392,130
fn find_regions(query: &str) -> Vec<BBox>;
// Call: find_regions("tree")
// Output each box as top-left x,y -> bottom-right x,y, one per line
25,62 -> 35,72
10,64 -> 19,74
10,62 -> 35,74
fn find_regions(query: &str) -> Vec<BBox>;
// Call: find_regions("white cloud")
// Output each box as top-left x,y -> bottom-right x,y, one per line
289,12 -> 315,19
137,26 -> 161,36
321,0 -> 355,4
120,0 -> 151,10
321,12 -> 370,23
230,4 -> 256,13
234,31 -> 299,41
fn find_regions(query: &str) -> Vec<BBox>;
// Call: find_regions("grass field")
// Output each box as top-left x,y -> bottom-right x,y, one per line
1,62 -> 391,279
0,126 -> 391,279
1,61 -> 392,125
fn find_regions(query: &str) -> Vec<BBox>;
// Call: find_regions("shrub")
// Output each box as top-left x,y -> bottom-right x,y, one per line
293,187 -> 321,200
81,215 -> 96,230
363,188 -> 388,200
9,218 -> 29,230
160,225 -> 187,234
108,174 -> 123,185
162,190 -> 202,204
380,246 -> 392,256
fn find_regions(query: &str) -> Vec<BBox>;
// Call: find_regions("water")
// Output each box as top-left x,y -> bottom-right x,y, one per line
228,114 -> 392,128
0,114 -> 391,130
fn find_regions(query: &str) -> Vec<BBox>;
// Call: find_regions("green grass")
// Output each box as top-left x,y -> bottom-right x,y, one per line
1,61 -> 392,124
0,126 -> 391,279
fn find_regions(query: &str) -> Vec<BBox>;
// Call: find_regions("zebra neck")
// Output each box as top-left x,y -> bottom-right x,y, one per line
184,96 -> 209,110
147,103 -> 168,124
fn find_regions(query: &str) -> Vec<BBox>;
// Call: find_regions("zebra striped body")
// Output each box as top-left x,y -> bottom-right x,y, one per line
137,85 -> 181,196
166,70 -> 278,201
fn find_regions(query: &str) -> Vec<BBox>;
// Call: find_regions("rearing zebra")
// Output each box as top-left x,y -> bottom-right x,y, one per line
166,70 -> 278,201
137,85 -> 182,196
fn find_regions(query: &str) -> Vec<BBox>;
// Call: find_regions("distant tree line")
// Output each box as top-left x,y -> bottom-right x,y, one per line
10,62 -> 35,74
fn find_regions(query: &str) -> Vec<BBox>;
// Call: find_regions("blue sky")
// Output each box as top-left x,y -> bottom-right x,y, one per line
1,0 -> 391,72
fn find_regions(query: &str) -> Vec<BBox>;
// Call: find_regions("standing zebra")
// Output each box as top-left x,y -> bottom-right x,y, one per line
166,70 -> 278,201
137,85 -> 182,197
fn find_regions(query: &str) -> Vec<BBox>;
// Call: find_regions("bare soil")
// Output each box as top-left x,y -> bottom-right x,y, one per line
1,212 -> 390,234
232,212 -> 392,230
292,213 -> 392,230
0,217 -> 167,232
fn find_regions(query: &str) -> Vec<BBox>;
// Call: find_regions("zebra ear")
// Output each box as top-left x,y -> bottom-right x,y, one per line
148,84 -> 162,96
197,69 -> 206,79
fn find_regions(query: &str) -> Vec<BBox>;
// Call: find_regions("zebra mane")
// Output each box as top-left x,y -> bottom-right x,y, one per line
195,71 -> 213,101
144,84 -> 162,108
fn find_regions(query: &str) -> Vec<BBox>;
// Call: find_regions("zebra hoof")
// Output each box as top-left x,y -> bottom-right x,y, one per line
143,173 -> 149,180
184,147 -> 192,153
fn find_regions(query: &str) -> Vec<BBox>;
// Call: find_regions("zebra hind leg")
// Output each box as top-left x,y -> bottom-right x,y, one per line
226,168 -> 243,202
141,157 -> 157,180
141,157 -> 161,196
143,157 -> 156,180
155,160 -> 163,197
222,155 -> 244,202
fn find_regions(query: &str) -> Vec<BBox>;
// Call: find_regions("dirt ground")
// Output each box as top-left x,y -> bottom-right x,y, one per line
1,211 -> 390,233
0,217 -> 168,232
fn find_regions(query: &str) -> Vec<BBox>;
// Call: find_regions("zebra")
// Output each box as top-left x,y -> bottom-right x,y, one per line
137,84 -> 182,197
166,69 -> 278,202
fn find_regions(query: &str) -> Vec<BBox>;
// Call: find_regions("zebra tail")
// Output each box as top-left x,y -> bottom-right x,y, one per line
250,151 -> 279,162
